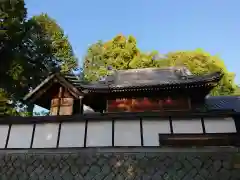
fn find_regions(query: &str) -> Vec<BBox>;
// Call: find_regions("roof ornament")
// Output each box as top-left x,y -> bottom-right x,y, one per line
82,89 -> 89,94
99,76 -> 106,81
98,66 -> 115,84
107,65 -> 113,71
174,67 -> 193,80
174,69 -> 185,79
182,67 -> 192,75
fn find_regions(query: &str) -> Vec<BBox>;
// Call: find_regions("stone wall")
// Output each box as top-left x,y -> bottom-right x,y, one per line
0,148 -> 240,180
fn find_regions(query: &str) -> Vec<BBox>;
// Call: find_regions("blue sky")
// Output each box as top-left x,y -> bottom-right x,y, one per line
25,0 -> 240,82
25,0 -> 240,112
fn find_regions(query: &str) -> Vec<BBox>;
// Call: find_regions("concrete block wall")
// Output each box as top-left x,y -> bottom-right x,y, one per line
0,148 -> 240,180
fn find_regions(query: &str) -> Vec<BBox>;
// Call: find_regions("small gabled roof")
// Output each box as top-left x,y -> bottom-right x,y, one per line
23,73 -> 82,104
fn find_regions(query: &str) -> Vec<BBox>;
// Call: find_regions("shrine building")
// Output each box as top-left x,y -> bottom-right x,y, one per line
0,67 -> 239,149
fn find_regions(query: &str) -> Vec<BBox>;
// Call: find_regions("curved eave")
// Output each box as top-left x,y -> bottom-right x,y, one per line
78,71 -> 223,93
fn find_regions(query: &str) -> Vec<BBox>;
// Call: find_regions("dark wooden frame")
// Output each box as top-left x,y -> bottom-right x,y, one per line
0,110 -> 237,125
159,133 -> 240,147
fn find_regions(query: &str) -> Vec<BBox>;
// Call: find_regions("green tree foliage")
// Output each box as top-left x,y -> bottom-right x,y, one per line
31,14 -> 78,73
33,110 -> 50,116
0,90 -> 8,116
83,35 -> 144,81
162,50 -> 237,96
0,89 -> 20,116
83,41 -> 106,81
83,35 -> 237,96
1,0 -> 55,114
0,0 -> 27,87
233,86 -> 240,95
1,0 -> 78,115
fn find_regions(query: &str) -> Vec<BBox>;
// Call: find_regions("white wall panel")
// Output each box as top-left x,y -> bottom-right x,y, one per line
115,120 -> 141,146
87,121 -> 112,147
8,125 -> 33,148
33,123 -> 59,148
204,117 -> 236,133
0,125 -> 9,148
59,122 -> 85,147
172,119 -> 203,134
142,120 -> 170,146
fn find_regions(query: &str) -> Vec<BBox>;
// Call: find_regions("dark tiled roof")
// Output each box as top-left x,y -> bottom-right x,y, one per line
115,67 -> 192,85
64,67 -> 223,90
205,96 -> 240,112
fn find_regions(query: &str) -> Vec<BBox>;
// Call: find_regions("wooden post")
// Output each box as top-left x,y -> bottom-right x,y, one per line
79,96 -> 83,114
187,97 -> 192,110
50,87 -> 63,116
57,87 -> 63,116
50,87 -> 74,116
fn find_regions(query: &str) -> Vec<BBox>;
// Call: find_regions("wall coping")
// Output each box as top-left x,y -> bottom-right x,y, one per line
0,110 -> 239,124
0,147 -> 239,154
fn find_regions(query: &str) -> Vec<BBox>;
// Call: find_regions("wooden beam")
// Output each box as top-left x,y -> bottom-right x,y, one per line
30,80 -> 54,103
79,96 -> 84,114
23,74 -> 55,101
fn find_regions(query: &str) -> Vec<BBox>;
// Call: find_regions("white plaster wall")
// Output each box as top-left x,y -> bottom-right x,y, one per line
172,119 -> 203,134
87,121 -> 112,147
0,125 -> 9,148
59,122 -> 85,147
204,117 -> 236,133
8,125 -> 33,148
142,120 -> 170,146
32,123 -> 59,148
114,120 -> 141,146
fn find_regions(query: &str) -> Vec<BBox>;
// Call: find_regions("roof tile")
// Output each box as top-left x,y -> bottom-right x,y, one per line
64,68 -> 223,90
205,96 -> 240,112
